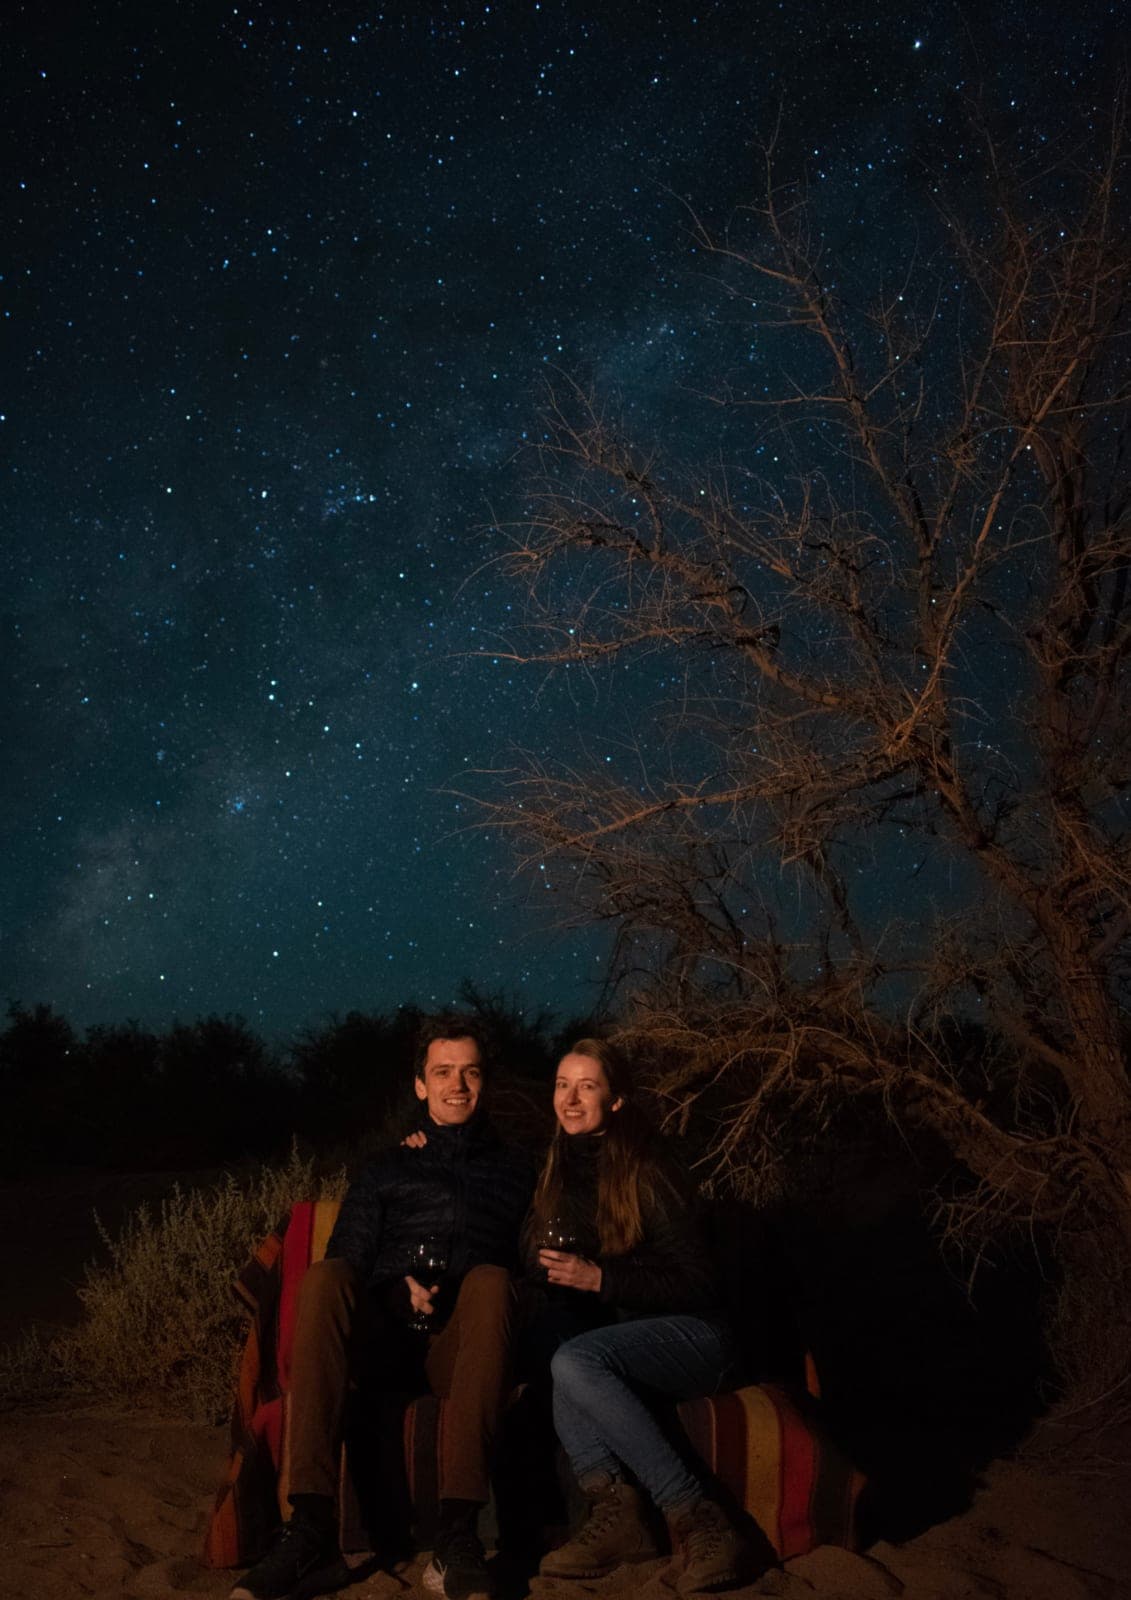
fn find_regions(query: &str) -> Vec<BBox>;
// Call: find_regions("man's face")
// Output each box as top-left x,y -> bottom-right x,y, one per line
414,1035 -> 484,1126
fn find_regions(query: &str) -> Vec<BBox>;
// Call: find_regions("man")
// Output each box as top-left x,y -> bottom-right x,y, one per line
231,1015 -> 534,1600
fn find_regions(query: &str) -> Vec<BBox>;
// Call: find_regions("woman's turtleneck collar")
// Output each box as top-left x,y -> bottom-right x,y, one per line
560,1130 -> 604,1165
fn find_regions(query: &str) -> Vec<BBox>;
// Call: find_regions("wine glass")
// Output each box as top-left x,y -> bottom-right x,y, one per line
539,1215 -> 580,1253
538,1215 -> 580,1282
407,1233 -> 449,1333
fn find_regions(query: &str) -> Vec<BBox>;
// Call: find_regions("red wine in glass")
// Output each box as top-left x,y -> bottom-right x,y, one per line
407,1233 -> 449,1333
538,1215 -> 580,1276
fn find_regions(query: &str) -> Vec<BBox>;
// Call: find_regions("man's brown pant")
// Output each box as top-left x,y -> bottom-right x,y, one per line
288,1257 -> 515,1504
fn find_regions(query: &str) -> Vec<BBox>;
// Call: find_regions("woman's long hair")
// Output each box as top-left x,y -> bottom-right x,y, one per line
530,1037 -> 660,1256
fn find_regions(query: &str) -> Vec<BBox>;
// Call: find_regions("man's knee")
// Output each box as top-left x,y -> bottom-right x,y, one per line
456,1262 -> 513,1305
297,1255 -> 359,1316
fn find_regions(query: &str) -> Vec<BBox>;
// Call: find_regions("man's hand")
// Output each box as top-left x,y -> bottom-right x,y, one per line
405,1274 -> 440,1317
539,1250 -> 602,1294
402,1130 -> 428,1149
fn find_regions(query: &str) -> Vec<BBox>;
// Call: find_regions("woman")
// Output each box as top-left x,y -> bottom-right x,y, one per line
528,1038 -> 751,1595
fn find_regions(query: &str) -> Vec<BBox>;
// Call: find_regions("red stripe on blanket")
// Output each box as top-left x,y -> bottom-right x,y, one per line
278,1201 -> 316,1390
262,1396 -> 284,1466
772,1385 -> 818,1559
711,1390 -> 749,1502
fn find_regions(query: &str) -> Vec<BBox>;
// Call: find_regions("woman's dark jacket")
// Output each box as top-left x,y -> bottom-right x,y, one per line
529,1132 -> 725,1320
326,1112 -> 535,1301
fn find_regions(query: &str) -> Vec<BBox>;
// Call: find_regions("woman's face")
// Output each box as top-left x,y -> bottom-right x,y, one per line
554,1052 -> 623,1135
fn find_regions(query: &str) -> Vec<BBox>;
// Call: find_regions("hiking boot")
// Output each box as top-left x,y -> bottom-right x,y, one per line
539,1473 -> 659,1580
665,1497 -> 750,1594
423,1529 -> 495,1600
229,1514 -> 338,1600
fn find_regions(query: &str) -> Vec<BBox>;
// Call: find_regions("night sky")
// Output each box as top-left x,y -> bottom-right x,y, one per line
3,0 -> 1122,1037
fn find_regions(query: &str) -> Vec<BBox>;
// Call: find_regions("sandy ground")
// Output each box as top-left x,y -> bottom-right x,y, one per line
0,1405 -> 1128,1600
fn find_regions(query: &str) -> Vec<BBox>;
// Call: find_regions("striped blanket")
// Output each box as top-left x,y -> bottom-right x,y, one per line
677,1385 -> 862,1561
204,1201 -> 862,1568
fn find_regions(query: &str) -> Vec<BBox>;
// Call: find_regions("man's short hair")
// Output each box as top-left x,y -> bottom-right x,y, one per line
413,1012 -> 490,1080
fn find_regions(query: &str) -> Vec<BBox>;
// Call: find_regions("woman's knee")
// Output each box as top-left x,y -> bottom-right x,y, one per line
551,1337 -> 607,1396
292,1257 -> 361,1349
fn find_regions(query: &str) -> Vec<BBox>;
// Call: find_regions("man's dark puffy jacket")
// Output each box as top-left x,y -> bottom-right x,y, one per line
325,1112 -> 535,1303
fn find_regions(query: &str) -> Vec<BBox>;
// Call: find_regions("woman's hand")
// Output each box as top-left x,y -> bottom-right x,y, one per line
539,1249 -> 602,1293
402,1130 -> 428,1149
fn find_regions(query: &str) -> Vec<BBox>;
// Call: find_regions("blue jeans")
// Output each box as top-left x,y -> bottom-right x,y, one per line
551,1314 -> 740,1511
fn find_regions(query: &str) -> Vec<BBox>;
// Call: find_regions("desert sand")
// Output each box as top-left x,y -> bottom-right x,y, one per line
1,1402 -> 1129,1600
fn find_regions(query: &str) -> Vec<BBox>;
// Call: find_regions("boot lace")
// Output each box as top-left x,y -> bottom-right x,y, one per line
574,1491 -> 622,1546
249,1517 -> 329,1586
683,1502 -> 726,1563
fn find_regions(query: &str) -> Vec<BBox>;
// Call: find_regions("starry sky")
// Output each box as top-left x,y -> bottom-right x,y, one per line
2,0 -> 1123,1037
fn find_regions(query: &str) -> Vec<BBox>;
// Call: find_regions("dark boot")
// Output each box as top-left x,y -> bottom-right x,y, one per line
665,1497 -> 751,1594
539,1473 -> 659,1580
423,1498 -> 494,1600
229,1507 -> 338,1600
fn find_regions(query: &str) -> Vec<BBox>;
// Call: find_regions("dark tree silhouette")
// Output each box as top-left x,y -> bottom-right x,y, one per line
0,1002 -> 79,1170
155,1014 -> 287,1164
290,1006 -> 423,1151
78,1021 -> 161,1165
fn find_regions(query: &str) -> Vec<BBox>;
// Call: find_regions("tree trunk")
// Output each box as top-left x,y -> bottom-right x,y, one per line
1041,926 -> 1131,1163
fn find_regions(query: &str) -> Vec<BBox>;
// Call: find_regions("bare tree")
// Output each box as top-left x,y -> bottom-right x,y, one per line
476,108 -> 1131,1398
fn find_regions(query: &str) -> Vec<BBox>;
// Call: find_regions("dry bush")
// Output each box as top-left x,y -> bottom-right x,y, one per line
475,100 -> 1131,1409
0,1145 -> 346,1421
0,1327 -> 68,1411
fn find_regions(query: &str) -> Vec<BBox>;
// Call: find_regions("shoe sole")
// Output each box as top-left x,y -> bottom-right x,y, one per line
538,1550 -> 661,1581
675,1569 -> 744,1594
228,1558 -> 352,1600
421,1558 -> 495,1600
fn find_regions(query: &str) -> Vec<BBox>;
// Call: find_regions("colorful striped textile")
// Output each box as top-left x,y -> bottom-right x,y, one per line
204,1214 -> 290,1569
204,1200 -> 343,1568
677,1385 -> 863,1559
205,1200 -> 863,1568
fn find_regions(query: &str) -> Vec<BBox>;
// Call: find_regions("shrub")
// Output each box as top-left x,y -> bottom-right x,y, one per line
0,1145 -> 346,1421
0,1327 -> 66,1410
